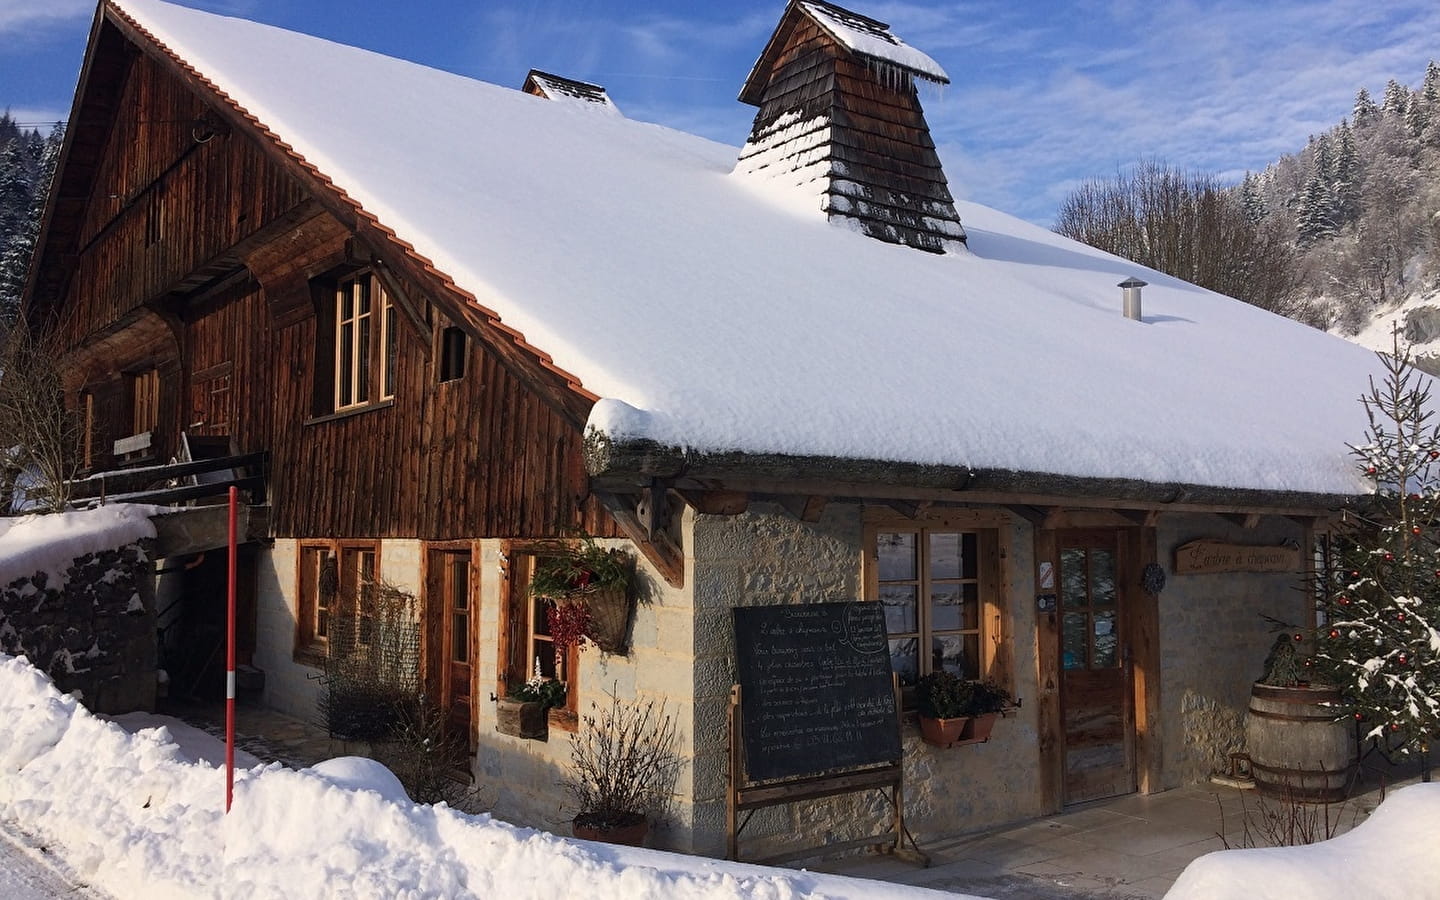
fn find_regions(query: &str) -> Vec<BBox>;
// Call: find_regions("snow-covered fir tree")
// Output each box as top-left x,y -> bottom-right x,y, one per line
1318,333 -> 1440,772
0,113 -> 62,327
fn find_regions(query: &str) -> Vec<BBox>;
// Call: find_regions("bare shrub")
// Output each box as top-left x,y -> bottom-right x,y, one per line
565,688 -> 680,831
0,322 -> 84,513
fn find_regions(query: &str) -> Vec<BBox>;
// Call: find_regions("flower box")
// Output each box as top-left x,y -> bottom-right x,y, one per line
496,697 -> 548,740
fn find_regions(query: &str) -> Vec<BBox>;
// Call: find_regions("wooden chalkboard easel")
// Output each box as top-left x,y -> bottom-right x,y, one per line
726,679 -> 927,865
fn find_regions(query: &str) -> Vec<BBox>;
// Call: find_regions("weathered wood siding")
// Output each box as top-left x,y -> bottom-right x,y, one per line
49,28 -> 611,541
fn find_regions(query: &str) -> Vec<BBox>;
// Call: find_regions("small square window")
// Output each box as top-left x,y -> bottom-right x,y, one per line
439,326 -> 467,382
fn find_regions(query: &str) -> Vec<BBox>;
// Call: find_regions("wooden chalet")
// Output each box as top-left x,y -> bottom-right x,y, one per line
23,0 -> 1387,859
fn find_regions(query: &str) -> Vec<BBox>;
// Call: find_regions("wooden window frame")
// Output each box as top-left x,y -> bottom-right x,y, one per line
863,509 -> 1011,710
331,271 -> 396,413
497,540 -> 580,732
438,325 -> 467,383
294,539 -> 381,668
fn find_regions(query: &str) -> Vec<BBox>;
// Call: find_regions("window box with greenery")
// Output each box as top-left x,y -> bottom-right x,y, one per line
529,538 -> 638,656
497,663 -> 567,740
916,672 -> 1013,748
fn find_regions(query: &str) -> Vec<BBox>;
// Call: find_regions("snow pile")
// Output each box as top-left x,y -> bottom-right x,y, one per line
1165,782 -> 1440,899
0,504 -> 159,588
0,654 -> 968,899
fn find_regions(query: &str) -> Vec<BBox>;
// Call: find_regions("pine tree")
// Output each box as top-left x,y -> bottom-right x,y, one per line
1318,332 -> 1440,775
1239,172 -> 1266,224
1382,79 -> 1411,118
1295,171 -> 1338,246
1354,87 -> 1379,128
1332,121 -> 1362,226
1405,94 -> 1428,139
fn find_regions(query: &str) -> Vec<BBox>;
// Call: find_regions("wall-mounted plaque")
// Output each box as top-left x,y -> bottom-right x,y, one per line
1174,540 -> 1301,575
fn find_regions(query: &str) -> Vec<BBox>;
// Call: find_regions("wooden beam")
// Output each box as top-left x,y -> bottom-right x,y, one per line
774,494 -> 828,522
1221,512 -> 1264,529
1041,507 -> 1067,530
596,491 -> 684,588
1116,508 -> 1161,527
636,482 -> 672,541
1033,527 -> 1062,814
676,489 -> 749,516
1128,526 -> 1162,794
1006,505 -> 1047,527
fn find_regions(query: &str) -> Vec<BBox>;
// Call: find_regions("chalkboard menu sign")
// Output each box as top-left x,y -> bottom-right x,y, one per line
732,601 -> 901,783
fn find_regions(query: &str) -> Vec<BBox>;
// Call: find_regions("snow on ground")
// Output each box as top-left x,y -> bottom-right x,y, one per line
1165,782 -> 1440,899
0,504 -> 160,588
0,823 -> 104,900
0,654 -> 975,900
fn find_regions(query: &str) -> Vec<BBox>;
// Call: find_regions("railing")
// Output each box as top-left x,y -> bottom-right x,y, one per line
68,451 -> 269,507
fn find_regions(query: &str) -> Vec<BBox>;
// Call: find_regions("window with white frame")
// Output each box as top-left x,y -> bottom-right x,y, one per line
333,271 -> 396,410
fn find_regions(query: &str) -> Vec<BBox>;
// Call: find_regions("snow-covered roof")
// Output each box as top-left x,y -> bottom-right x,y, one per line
799,1 -> 949,84
106,0 -> 1393,499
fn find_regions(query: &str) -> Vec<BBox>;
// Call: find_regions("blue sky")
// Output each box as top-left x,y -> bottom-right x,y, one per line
2,0 -> 1438,225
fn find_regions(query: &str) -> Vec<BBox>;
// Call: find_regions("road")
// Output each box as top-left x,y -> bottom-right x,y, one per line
0,822 -> 103,899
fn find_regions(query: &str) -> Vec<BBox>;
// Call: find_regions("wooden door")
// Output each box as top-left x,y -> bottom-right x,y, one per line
189,362 -> 233,436
1059,529 -> 1135,804
428,549 -> 475,751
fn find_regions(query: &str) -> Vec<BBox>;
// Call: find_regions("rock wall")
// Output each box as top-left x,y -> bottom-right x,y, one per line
1157,515 -> 1311,787
0,540 -> 157,713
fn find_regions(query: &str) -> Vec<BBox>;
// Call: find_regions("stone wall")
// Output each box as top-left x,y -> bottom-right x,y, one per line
0,540 -> 157,713
1157,514 -> 1311,787
688,502 -> 1043,858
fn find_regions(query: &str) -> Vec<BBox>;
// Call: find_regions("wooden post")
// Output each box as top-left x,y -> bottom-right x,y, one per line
727,685 -> 741,861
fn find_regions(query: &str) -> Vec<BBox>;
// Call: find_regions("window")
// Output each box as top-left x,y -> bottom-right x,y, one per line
500,546 -> 580,729
295,541 -> 380,664
874,528 -> 982,685
332,271 -> 396,411
129,368 -> 160,436
439,326 -> 467,382
865,515 -> 1009,706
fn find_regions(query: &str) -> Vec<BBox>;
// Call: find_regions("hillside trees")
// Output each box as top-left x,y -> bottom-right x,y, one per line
0,113 -> 63,327
1053,159 -> 1305,319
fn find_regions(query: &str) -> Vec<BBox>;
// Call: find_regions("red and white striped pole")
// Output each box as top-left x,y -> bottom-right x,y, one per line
225,485 -> 237,813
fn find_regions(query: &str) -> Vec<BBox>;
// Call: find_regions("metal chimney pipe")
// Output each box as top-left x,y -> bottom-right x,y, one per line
1119,276 -> 1147,321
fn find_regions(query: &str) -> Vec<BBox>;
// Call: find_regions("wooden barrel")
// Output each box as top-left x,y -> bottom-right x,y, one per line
1244,683 -> 1356,803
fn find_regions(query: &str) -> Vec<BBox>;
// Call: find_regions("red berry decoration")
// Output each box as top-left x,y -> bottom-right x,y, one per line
1293,633 -> 1303,642
1398,612 -> 1407,622
1431,450 -> 1439,459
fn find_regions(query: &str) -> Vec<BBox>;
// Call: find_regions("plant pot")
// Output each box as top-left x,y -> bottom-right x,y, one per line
919,714 -> 970,748
963,712 -> 999,742
572,812 -> 648,846
496,698 -> 548,740
574,583 -> 635,655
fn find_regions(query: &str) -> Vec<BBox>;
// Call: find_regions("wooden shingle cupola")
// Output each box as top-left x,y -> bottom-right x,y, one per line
737,0 -> 966,253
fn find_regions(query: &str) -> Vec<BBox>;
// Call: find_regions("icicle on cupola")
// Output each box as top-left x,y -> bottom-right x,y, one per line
521,69 -> 622,115
736,0 -> 965,253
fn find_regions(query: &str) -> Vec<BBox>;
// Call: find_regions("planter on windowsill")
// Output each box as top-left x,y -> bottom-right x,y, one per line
919,714 -> 970,748
496,698 -> 548,740
964,712 -> 1000,743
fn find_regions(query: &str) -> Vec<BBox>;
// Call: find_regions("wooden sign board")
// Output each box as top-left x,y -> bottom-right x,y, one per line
732,601 -> 900,783
1174,540 -> 1302,575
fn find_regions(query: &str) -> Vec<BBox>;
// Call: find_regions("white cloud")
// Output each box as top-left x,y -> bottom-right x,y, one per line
0,0 -> 89,34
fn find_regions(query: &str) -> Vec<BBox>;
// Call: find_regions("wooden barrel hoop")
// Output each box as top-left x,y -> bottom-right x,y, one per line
1244,682 -> 1355,804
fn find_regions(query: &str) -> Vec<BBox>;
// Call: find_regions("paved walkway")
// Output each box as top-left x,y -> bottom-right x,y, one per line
814,757 -> 1427,899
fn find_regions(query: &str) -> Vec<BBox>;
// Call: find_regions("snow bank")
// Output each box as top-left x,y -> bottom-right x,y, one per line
0,505 -> 159,588
0,654 -> 970,899
1165,782 -> 1440,899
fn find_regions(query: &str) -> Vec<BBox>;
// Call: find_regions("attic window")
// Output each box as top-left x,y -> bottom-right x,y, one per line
332,271 -> 396,411
439,326 -> 467,382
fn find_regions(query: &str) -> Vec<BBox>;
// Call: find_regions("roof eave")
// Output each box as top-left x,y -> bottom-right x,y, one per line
585,436 -> 1361,516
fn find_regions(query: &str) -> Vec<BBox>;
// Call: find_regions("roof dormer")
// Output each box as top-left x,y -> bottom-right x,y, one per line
736,0 -> 965,253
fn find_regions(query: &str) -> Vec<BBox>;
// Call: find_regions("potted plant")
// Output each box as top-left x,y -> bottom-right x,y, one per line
960,679 -> 1013,742
1245,630 -> 1354,802
496,660 -> 566,740
566,689 -> 679,846
530,537 -> 637,655
915,670 -> 974,747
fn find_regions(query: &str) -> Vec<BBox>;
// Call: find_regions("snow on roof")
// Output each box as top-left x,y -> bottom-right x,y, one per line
523,70 -> 622,115
109,0 -> 1392,498
799,1 -> 949,84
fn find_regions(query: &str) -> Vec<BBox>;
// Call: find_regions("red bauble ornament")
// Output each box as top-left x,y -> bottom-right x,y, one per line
1410,493 -> 1422,500
1398,612 -> 1407,621
1431,450 -> 1439,459
1367,465 -> 1378,475
1414,526 -> 1423,535
1339,596 -> 1352,606
1329,629 -> 1341,639
1355,712 -> 1365,720
1391,722 -> 1402,731
1293,633 -> 1303,642
1399,655 -> 1408,665
1384,552 -> 1395,561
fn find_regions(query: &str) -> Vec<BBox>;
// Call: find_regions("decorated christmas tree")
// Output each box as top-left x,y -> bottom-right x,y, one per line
1318,331 -> 1439,778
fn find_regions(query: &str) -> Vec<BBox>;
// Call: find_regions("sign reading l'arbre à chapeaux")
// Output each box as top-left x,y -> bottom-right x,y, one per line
1173,540 -> 1302,575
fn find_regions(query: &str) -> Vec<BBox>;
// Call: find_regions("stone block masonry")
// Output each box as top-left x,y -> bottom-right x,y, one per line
0,539 -> 157,713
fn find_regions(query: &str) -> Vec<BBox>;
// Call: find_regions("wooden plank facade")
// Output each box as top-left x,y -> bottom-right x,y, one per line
31,16 -> 612,543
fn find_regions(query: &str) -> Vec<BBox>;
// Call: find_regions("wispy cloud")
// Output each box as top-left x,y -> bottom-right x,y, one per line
0,0 -> 89,35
